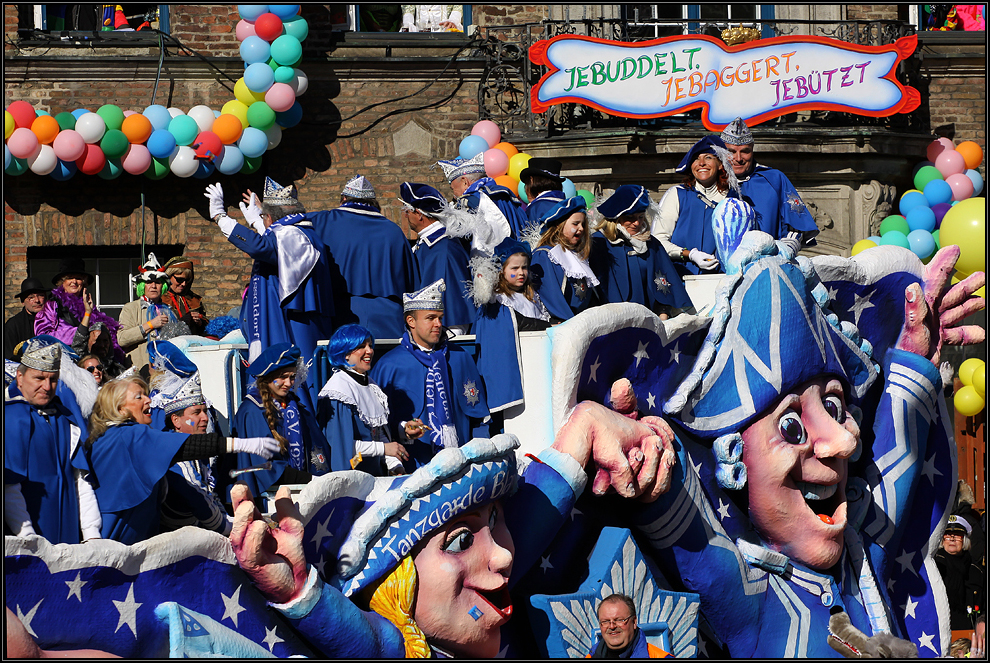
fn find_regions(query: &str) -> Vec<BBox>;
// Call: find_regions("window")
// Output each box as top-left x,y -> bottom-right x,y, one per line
346,4 -> 471,33
624,4 -> 775,40
17,4 -> 169,42
28,245 -> 183,321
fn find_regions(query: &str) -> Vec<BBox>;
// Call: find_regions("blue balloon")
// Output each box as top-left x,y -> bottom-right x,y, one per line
907,229 -> 936,260
923,179 -> 952,206
965,168 -> 984,196
71,108 -> 91,120
905,205 -> 936,233
268,5 -> 300,19
274,101 -> 303,129
147,129 -> 178,159
244,62 -> 275,93
867,235 -> 883,244
237,5 -> 269,21
4,145 -> 10,171
239,36 -> 271,65
898,191 -> 928,216
562,178 -> 577,198
878,230 -> 910,250
517,179 -> 529,203
36,109 -> 50,116
50,158 -> 77,181
238,127 -> 268,158
458,135 -> 488,159
143,104 -> 173,131
192,159 -> 216,179
215,145 -> 245,175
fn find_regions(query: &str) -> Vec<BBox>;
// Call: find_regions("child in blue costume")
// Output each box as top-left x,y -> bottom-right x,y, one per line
592,184 -> 693,317
317,325 -> 409,476
471,238 -> 554,414
225,343 -> 332,503
87,374 -> 280,544
530,196 -> 604,320
520,157 -> 567,225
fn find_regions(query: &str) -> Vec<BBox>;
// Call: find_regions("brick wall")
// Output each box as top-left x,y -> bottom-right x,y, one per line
845,5 -> 901,21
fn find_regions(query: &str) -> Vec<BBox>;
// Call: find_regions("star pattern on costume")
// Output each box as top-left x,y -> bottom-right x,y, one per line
687,452 -> 703,477
895,549 -> 919,577
848,289 -> 876,326
901,595 -> 918,620
497,644 -> 510,658
112,583 -> 142,638
463,380 -> 480,406
588,356 -> 601,384
220,585 -> 246,628
826,285 -> 839,302
16,599 -> 43,638
920,454 -> 943,486
670,341 -> 681,365
633,341 -> 650,368
310,509 -> 335,549
716,499 -> 731,521
697,634 -> 709,657
646,392 -> 656,410
262,625 -> 284,652
918,631 -> 937,654
65,571 -> 87,602
887,577 -> 896,593
654,270 -> 671,294
540,555 -> 554,572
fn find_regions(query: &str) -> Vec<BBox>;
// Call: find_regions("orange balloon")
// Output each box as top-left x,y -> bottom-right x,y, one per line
494,175 -> 519,191
121,113 -> 153,144
955,141 -> 984,170
493,141 -> 518,159
30,115 -> 60,145
212,114 -> 244,145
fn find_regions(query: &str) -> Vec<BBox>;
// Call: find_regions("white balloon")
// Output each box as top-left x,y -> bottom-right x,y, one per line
289,69 -> 308,97
28,144 -> 58,175
188,105 -> 216,133
75,113 -> 107,144
168,145 -> 199,178
264,124 -> 282,150
167,107 -> 186,119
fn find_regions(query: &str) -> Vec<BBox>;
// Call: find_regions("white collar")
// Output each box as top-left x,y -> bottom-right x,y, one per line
417,220 -> 445,240
318,370 -> 390,428
497,291 -> 551,321
547,245 -> 600,286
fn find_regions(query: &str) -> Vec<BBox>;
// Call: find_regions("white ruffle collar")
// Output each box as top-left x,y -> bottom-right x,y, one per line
318,370 -> 390,428
547,245 -> 600,286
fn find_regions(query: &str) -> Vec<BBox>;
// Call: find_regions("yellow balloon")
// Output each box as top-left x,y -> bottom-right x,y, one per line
233,78 -> 266,107
507,152 -> 532,181
954,385 -> 985,417
900,189 -> 922,198
221,100 -> 251,129
939,197 -> 985,276
973,362 -> 985,399
4,111 -> 14,140
851,239 -> 878,256
959,357 -> 983,386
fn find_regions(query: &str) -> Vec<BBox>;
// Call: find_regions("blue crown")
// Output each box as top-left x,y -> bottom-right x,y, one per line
263,177 -> 297,205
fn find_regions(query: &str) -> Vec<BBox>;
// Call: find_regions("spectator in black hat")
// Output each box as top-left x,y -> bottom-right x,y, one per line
935,514 -> 985,635
520,158 -> 567,226
3,277 -> 48,360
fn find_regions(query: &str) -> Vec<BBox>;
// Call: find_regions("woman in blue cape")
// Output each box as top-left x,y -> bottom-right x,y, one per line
86,375 -> 279,544
225,343 -> 331,501
592,184 -> 693,317
530,196 -> 604,321
317,325 -> 410,476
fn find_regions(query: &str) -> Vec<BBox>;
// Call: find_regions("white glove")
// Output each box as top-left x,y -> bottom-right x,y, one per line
216,215 -> 238,239
778,236 -> 802,257
239,192 -> 265,234
204,183 -> 226,219
228,436 -> 281,460
688,248 -> 719,271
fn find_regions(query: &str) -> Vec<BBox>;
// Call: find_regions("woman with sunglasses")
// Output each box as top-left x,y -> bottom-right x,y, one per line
162,256 -> 209,336
77,354 -> 105,387
117,255 -> 181,372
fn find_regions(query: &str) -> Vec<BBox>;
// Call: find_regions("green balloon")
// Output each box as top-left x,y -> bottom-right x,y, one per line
274,66 -> 295,84
878,230 -> 910,249
55,112 -> 76,131
5,156 -> 29,176
145,156 -> 170,180
100,129 -> 129,159
240,154 -> 263,174
97,104 -> 125,131
932,229 -> 940,250
879,214 -> 909,236
270,35 -> 302,66
98,158 -> 123,180
282,16 -> 309,41
577,188 -> 595,209
168,115 -> 199,146
247,102 -> 276,130
913,165 -> 943,191
267,57 -> 280,72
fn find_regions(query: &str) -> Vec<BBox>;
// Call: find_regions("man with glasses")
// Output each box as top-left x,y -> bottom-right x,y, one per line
589,594 -> 671,658
3,277 -> 48,360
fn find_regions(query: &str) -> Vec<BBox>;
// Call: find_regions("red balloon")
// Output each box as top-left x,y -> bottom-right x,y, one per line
7,100 -> 37,129
76,143 -> 106,175
254,13 -> 283,42
192,130 -> 223,162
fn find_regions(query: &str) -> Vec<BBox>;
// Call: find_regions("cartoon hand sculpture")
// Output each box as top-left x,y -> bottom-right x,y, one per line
895,245 -> 986,365
230,484 -> 310,605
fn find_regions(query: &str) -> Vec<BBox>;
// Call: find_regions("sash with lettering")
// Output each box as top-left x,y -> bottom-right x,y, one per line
399,332 -> 457,450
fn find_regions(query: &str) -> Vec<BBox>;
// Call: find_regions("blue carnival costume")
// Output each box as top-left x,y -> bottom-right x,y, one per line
588,628 -> 671,658
438,154 -> 529,239
593,185 -> 692,313
317,368 -> 394,475
309,175 -> 416,340
530,197 -> 603,320
520,158 -> 567,227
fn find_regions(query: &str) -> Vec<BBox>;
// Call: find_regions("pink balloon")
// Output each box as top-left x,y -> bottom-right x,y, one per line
235,19 -> 257,41
945,172 -> 975,201
7,127 -> 41,159
934,149 -> 966,178
926,137 -> 955,163
121,143 -> 152,175
471,120 -> 501,149
52,129 -> 86,161
483,147 -> 509,178
265,83 -> 295,112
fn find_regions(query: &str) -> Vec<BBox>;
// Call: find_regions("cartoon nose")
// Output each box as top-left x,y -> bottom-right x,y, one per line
489,537 -> 513,576
810,409 -> 858,460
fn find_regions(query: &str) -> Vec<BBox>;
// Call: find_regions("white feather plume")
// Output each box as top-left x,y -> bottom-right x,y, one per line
59,354 -> 98,419
465,251 -> 503,308
519,221 -> 544,251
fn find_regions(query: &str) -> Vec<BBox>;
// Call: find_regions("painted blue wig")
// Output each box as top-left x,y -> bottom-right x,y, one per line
328,324 -> 374,369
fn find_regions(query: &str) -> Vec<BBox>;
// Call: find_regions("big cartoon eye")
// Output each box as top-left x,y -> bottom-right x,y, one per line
778,410 -> 806,445
442,528 -> 474,554
823,395 -> 845,423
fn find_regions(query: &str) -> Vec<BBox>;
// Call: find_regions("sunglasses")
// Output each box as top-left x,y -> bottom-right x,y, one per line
85,364 -> 105,373
145,277 -> 168,284
171,276 -> 190,284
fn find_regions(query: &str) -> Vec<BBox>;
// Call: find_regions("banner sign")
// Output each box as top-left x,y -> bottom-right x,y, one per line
529,34 -> 920,129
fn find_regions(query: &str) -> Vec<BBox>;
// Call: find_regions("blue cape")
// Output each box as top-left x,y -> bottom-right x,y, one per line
317,393 -> 387,475
472,302 -> 525,413
738,165 -> 819,241
526,190 -> 567,225
530,247 -> 603,320
461,177 -> 530,239
412,228 -> 477,328
669,185 -> 729,276
592,232 -> 693,311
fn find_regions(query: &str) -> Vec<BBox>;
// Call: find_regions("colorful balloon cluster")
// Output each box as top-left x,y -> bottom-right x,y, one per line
3,4 -> 307,180
456,120 -> 595,209
955,357 -> 986,417
852,138 -> 985,296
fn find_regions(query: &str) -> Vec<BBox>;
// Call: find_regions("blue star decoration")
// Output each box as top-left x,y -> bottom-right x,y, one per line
528,527 -> 700,658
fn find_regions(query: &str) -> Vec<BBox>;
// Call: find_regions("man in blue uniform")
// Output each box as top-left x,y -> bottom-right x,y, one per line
520,157 -> 567,227
308,175 -> 416,340
721,117 -> 820,253
369,278 -> 490,469
438,153 -> 529,240
399,181 -> 476,335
